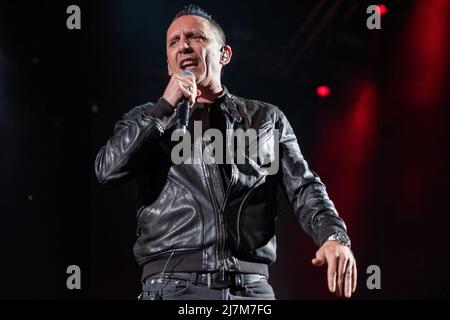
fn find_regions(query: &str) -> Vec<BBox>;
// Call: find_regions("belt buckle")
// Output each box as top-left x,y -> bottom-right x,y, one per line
200,272 -> 244,289
233,273 -> 243,289
223,272 -> 243,289
210,272 -> 228,289
207,273 -> 212,288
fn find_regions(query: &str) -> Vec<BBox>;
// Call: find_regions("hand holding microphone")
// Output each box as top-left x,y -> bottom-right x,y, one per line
162,70 -> 200,132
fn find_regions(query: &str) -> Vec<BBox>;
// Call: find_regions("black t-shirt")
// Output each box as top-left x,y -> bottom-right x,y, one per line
187,101 -> 231,188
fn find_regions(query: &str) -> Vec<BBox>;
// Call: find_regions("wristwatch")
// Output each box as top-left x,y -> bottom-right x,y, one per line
326,231 -> 351,248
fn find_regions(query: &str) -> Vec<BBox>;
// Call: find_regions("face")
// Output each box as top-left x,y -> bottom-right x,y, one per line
166,15 -> 230,87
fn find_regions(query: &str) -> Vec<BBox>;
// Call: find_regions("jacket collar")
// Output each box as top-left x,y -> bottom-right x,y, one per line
218,86 -> 242,123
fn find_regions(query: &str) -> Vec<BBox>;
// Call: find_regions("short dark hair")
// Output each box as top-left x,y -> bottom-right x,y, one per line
173,4 -> 226,45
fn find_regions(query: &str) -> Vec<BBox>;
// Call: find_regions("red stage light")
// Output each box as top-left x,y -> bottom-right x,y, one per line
316,85 -> 330,97
378,4 -> 388,16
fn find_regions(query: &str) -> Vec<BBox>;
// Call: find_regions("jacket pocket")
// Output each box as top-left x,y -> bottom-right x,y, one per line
135,182 -> 171,236
242,122 -> 276,174
247,122 -> 273,150
141,277 -> 191,300
134,178 -> 204,260
235,177 -> 277,259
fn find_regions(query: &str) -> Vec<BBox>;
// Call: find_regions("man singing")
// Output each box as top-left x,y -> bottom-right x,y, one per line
95,4 -> 356,300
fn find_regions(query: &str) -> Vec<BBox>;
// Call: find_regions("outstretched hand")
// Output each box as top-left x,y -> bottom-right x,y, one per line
312,240 -> 357,298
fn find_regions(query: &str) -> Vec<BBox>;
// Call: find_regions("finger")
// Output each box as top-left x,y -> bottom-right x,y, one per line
177,80 -> 197,101
176,74 -> 195,88
178,83 -> 195,106
312,248 -> 325,266
337,254 -> 349,298
344,262 -> 353,298
326,251 -> 338,293
352,260 -> 357,293
175,76 -> 192,89
311,258 -> 325,266
178,82 -> 191,97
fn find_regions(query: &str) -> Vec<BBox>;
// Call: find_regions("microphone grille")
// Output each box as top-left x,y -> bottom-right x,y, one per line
179,70 -> 196,81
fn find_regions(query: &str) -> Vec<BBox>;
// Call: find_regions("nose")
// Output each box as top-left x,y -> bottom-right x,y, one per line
177,37 -> 191,53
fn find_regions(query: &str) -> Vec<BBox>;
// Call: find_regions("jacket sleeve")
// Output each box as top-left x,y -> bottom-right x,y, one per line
276,107 -> 349,247
95,98 -> 176,186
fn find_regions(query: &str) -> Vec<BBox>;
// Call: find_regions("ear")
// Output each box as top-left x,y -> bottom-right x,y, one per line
220,45 -> 232,66
167,59 -> 173,76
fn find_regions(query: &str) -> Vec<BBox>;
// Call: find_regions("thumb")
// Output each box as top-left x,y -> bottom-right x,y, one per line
311,248 -> 326,267
189,89 -> 202,108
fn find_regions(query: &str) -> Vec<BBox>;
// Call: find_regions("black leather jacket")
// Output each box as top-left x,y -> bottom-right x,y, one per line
95,87 -> 348,278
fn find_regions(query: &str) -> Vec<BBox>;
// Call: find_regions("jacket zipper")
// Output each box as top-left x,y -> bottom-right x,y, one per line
217,116 -> 239,279
200,138 -> 225,277
201,109 -> 239,279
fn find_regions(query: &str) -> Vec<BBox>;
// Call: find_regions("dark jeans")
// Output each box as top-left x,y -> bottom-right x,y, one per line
139,273 -> 276,300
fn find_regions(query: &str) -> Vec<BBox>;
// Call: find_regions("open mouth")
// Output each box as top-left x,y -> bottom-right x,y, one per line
179,58 -> 198,70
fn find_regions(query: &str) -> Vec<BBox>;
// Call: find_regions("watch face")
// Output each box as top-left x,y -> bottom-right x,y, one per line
337,232 -> 351,246
329,231 -> 350,247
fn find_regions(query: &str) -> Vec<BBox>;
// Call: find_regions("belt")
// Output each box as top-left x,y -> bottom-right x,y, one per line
151,272 -> 267,289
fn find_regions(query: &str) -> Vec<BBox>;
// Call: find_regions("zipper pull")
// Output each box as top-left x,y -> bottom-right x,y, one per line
136,224 -> 141,237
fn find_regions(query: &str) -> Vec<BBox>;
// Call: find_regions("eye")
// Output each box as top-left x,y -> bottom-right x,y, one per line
169,38 -> 179,47
192,34 -> 206,41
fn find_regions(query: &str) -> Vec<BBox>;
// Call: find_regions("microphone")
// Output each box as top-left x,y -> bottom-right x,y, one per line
176,70 -> 196,134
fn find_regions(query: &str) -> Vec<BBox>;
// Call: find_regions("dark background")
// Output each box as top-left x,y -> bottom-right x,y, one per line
0,0 -> 449,299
